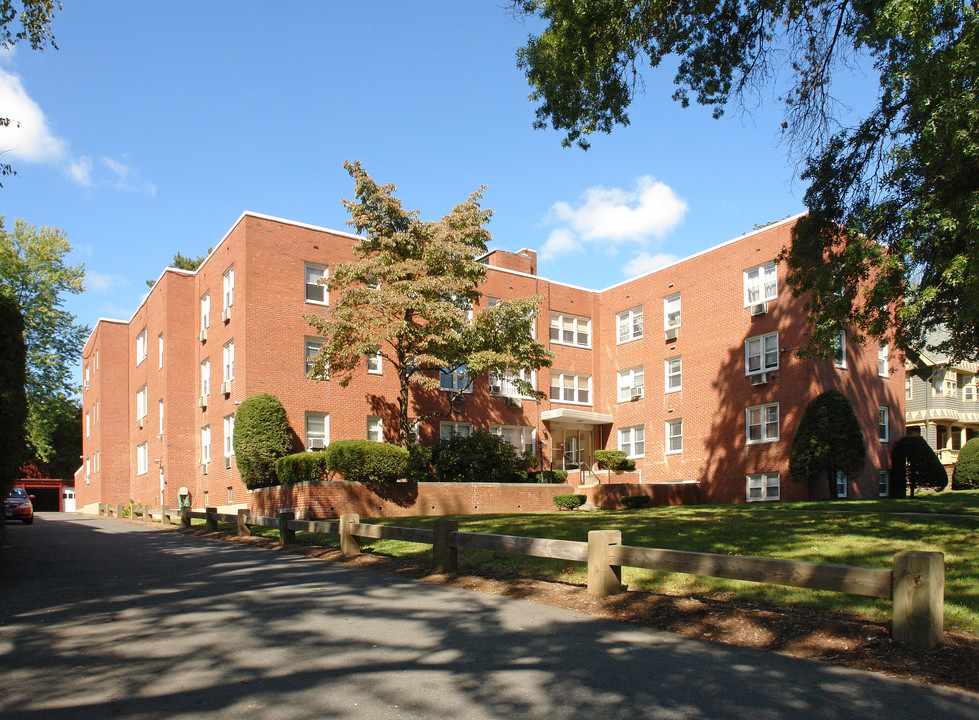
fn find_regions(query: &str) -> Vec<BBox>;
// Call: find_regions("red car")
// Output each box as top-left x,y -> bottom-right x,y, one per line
4,486 -> 34,524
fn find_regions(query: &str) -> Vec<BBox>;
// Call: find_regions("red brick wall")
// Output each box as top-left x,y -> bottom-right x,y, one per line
580,481 -> 701,509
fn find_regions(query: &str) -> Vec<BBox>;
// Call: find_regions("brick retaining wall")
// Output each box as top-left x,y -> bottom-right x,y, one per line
580,481 -> 701,509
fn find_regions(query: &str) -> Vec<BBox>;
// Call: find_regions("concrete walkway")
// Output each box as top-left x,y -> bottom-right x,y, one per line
1,514 -> 977,719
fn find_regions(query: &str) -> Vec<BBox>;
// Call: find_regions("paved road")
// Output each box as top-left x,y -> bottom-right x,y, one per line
1,514 -> 977,720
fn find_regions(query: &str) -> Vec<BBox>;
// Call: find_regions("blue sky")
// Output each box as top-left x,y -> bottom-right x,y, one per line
2,1 -> 869,345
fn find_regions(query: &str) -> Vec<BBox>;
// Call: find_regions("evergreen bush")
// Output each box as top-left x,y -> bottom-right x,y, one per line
594,450 -> 635,472
553,494 -> 586,510
953,438 -> 979,490
789,389 -> 866,498
430,431 -> 518,483
890,435 -> 949,497
232,394 -> 294,489
324,439 -> 408,484
0,294 -> 27,506
621,494 -> 651,508
275,452 -> 329,486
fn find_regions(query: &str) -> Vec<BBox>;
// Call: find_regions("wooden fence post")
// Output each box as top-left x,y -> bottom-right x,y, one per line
892,551 -> 944,649
205,506 -> 217,532
278,511 -> 295,546
129,501 -> 135,520
588,529 -> 623,597
433,519 -> 458,573
162,505 -> 170,525
180,507 -> 191,528
98,503 -> 104,517
339,513 -> 360,555
144,505 -> 152,522
237,508 -> 251,537
115,503 -> 124,519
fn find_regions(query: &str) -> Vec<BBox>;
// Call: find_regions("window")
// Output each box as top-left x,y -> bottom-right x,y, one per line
137,442 -> 148,475
228,487 -> 233,504
305,338 -> 327,378
489,368 -> 535,398
550,371 -> 591,405
84,364 -> 90,390
745,332 -> 779,375
201,426 -> 211,464
612,366 -> 642,402
136,328 -> 147,365
490,425 -> 536,455
744,261 -> 777,305
878,343 -> 889,377
201,359 -> 210,396
305,263 -> 328,304
879,407 -> 889,442
85,411 -> 90,437
878,470 -> 889,497
666,419 -> 683,454
833,331 -> 846,369
158,333 -> 164,369
966,384 -> 976,402
136,386 -> 147,421
905,377 -> 912,400
549,312 -> 591,347
305,412 -> 328,450
94,451 -> 99,473
440,422 -> 472,439
617,306 -> 643,342
223,340 -> 235,382
664,293 -> 681,329
95,350 -> 99,370
95,400 -> 99,421
746,403 -> 779,444
223,266 -> 235,309
367,351 -> 382,375
747,473 -> 780,502
440,365 -> 471,393
665,357 -> 682,393
158,400 -> 164,434
836,470 -> 847,498
367,416 -> 383,443
224,415 -> 235,457
618,425 -> 645,458
201,292 -> 210,330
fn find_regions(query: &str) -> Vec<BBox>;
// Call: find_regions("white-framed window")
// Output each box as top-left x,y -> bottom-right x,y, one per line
201,426 -> 211,464
136,385 -> 147,421
617,366 -> 645,402
666,418 -> 683,454
158,399 -> 164,434
305,412 -> 328,450
618,425 -> 645,458
746,403 -> 779,444
440,365 -> 472,393
440,422 -> 473,439
878,343 -> 889,377
94,451 -> 99,473
665,357 -> 682,393
617,306 -> 643,343
966,384 -> 976,402
137,442 -> 148,475
367,351 -> 382,375
833,330 -> 846,369
836,470 -> 847,498
744,261 -> 777,305
746,473 -> 780,502
224,415 -> 235,457
490,425 -> 536,456
745,332 -> 779,375
200,292 -> 210,329
85,411 -> 90,437
84,364 -> 90,390
664,293 -> 681,329
304,263 -> 328,304
223,266 -> 235,309
305,337 -> 327,379
158,333 -> 164,369
95,350 -> 99,370
550,371 -> 591,405
95,400 -> 99,421
367,416 -> 383,443
878,470 -> 889,497
489,368 -> 535,398
879,406 -> 889,442
136,328 -> 147,365
223,340 -> 235,382
201,359 -> 210,396
905,377 -> 913,400
549,312 -> 591,348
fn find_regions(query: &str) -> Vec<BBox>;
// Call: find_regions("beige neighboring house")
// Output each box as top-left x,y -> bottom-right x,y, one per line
905,330 -> 979,481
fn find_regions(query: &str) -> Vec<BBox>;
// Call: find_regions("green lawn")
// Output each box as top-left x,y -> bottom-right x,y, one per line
235,490 -> 979,636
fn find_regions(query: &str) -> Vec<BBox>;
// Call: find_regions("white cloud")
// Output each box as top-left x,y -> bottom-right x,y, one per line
86,272 -> 131,293
539,228 -> 580,261
623,251 -> 682,277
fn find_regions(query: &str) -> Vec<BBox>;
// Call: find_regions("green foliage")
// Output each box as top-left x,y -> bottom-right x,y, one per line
552,493 -> 586,510
307,162 -> 552,446
145,250 -> 212,287
512,1 -> 979,361
232,394 -> 293,489
20,394 -> 80,478
891,435 -> 949,497
0,293 -> 27,503
405,442 -> 434,483
275,451 -> 329,486
323,439 -> 408,484
513,468 -> 569,484
430,431 -> 518,483
622,495 -> 651,509
594,450 -> 636,472
0,1 -> 60,51
789,389 -> 866,499
953,438 -> 979,490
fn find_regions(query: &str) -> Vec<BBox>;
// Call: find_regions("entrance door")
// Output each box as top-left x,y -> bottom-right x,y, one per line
551,427 -> 594,471
63,488 -> 75,512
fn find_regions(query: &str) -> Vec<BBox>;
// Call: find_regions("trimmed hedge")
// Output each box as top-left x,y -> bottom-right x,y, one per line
553,494 -> 586,510
324,439 -> 408,484
953,438 -> 979,490
621,494 -> 651,509
513,469 -> 569,484
233,394 -> 293,488
275,451 -> 329,486
890,435 -> 948,496
430,431 -> 518,484
594,450 -> 636,472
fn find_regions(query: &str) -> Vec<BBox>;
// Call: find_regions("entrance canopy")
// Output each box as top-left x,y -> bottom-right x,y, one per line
541,409 -> 614,425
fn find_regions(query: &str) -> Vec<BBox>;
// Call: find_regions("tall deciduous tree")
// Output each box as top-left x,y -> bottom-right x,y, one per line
0,217 -> 86,461
789,389 -> 866,499
0,292 -> 27,503
307,161 -> 553,448
511,1 -> 979,362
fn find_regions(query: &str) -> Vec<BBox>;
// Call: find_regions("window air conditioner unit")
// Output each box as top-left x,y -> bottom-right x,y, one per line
506,396 -> 521,407
83,381 -> 89,391
198,396 -> 207,408
221,381 -> 230,395
750,372 -> 768,386
631,386 -> 644,399
84,474 -> 90,483
202,462 -> 209,475
222,308 -> 231,323
137,418 -> 144,429
199,328 -> 207,342
489,383 -> 501,396
308,438 -> 326,450
225,455 -> 232,469
664,327 -> 679,341
750,302 -> 769,316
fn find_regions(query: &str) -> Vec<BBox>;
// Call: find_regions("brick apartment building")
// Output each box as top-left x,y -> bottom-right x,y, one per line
75,212 -> 904,512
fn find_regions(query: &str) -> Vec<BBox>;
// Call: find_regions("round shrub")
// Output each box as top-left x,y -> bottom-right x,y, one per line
890,435 -> 949,496
430,431 -> 518,484
233,394 -> 293,489
275,451 -> 329,486
953,438 -> 979,490
553,494 -> 586,510
595,450 -> 636,473
621,494 -> 651,509
324,439 -> 408,484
